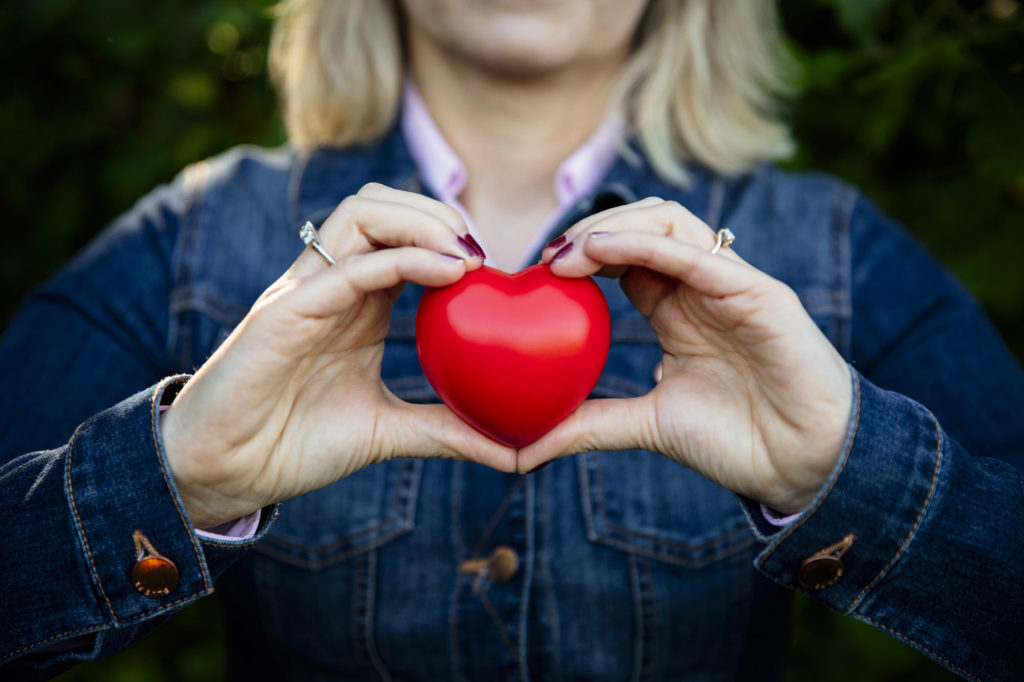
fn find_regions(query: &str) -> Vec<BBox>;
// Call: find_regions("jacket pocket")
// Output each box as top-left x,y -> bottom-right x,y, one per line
254,371 -> 429,571
578,349 -> 756,569
577,448 -> 755,569
254,458 -> 423,570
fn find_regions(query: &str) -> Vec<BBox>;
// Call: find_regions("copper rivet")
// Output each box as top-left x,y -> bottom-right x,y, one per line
131,556 -> 179,598
487,546 -> 519,584
798,554 -> 844,590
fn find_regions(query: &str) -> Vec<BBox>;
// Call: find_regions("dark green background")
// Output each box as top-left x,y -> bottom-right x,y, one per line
2,0 -> 1021,680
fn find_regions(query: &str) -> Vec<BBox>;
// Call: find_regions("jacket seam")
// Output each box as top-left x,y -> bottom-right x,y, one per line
66,426 -> 117,621
168,160 -> 209,369
845,409 -> 943,612
288,150 -> 312,228
854,614 -> 982,682
0,625 -> 105,665
148,381 -> 212,592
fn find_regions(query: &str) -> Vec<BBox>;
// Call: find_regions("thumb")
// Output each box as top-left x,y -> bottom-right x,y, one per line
386,402 -> 518,473
516,396 -> 653,473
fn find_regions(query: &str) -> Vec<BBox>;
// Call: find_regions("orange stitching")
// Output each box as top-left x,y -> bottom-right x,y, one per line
856,614 -> 982,682
149,380 -> 211,591
66,427 -> 117,620
759,370 -> 863,560
0,625 -> 104,664
109,588 -> 212,625
132,529 -> 162,559
815,533 -> 855,559
847,410 -> 943,611
0,584 -> 214,665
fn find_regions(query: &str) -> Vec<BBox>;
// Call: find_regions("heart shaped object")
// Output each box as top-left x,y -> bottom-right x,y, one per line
416,264 -> 611,447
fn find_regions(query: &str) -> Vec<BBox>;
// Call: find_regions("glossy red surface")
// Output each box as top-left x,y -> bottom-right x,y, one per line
416,264 -> 610,447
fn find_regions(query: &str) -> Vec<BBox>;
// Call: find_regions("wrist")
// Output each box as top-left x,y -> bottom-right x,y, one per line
766,361 -> 857,513
159,392 -> 261,530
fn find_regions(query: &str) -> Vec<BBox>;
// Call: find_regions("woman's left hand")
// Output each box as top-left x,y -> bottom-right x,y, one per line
517,198 -> 853,513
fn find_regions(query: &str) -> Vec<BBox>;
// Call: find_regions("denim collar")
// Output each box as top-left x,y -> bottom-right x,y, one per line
289,121 -> 723,235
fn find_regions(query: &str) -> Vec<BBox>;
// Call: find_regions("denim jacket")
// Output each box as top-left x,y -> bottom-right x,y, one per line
2,126 -> 1023,681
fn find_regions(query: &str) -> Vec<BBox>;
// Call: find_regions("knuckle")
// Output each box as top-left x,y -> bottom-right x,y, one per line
439,204 -> 464,230
335,194 -> 360,217
357,181 -> 387,196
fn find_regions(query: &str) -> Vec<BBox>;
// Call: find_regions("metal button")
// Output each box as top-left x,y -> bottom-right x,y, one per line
131,556 -> 179,598
487,546 -> 519,584
798,554 -> 844,590
459,546 -> 520,585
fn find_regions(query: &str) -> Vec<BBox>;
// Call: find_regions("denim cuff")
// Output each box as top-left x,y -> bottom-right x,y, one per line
744,367 -> 942,611
65,375 -> 276,626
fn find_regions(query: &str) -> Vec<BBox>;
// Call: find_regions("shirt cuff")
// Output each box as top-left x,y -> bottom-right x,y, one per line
195,510 -> 262,541
759,504 -> 803,527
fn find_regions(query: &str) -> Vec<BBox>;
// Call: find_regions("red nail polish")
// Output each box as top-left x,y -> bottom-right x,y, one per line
552,242 -> 574,262
527,461 -> 551,474
455,237 -> 475,258
461,234 -> 485,258
546,235 -> 567,250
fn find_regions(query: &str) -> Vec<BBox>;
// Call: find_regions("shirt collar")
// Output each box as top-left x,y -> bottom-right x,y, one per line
401,78 -> 626,208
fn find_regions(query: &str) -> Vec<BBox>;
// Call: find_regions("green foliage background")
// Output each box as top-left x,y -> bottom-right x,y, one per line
1,0 -> 1021,680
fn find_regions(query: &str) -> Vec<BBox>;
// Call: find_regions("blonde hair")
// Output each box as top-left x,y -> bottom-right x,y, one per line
270,0 -> 795,185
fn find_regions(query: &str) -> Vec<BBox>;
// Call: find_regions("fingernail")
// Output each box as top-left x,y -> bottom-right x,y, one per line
526,461 -> 551,474
460,234 -> 486,258
552,242 -> 574,262
545,235 -> 567,250
455,239 -> 475,258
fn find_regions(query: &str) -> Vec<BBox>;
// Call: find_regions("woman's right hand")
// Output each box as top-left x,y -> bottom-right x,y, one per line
160,183 -> 515,530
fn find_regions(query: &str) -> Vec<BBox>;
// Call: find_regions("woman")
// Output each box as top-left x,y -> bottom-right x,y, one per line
2,0 -> 1022,679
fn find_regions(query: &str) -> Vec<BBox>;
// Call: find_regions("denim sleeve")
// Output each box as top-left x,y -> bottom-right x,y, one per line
0,176 -> 274,677
742,196 -> 1024,681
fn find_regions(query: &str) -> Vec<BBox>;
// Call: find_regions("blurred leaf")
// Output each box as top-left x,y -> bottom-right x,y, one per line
829,0 -> 896,38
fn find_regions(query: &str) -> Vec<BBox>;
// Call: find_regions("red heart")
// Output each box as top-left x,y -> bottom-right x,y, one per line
416,264 -> 611,447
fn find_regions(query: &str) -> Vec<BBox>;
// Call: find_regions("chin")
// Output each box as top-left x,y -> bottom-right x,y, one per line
453,20 -> 583,77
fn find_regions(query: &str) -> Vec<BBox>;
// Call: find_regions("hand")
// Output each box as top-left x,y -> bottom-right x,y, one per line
520,198 -> 853,513
161,183 -> 515,529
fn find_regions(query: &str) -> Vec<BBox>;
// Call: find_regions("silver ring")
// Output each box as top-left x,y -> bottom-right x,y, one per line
709,228 -> 735,255
299,221 -> 336,265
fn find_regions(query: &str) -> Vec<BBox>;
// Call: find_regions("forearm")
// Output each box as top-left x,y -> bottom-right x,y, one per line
745,369 -> 1024,681
0,378 -> 273,676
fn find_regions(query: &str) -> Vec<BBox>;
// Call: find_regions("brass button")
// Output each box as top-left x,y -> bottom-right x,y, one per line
487,546 -> 519,584
459,546 -> 520,585
798,554 -> 844,590
131,556 -> 179,598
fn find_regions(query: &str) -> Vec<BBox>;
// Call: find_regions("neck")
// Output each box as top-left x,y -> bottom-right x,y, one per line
408,28 -> 625,215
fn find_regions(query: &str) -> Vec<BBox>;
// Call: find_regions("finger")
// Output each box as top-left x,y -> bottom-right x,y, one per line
539,196 -> 665,260
575,231 -> 760,298
385,402 -> 518,473
516,396 -> 654,473
544,201 -> 727,277
290,247 -> 469,318
355,182 -> 469,236
291,197 -> 480,279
